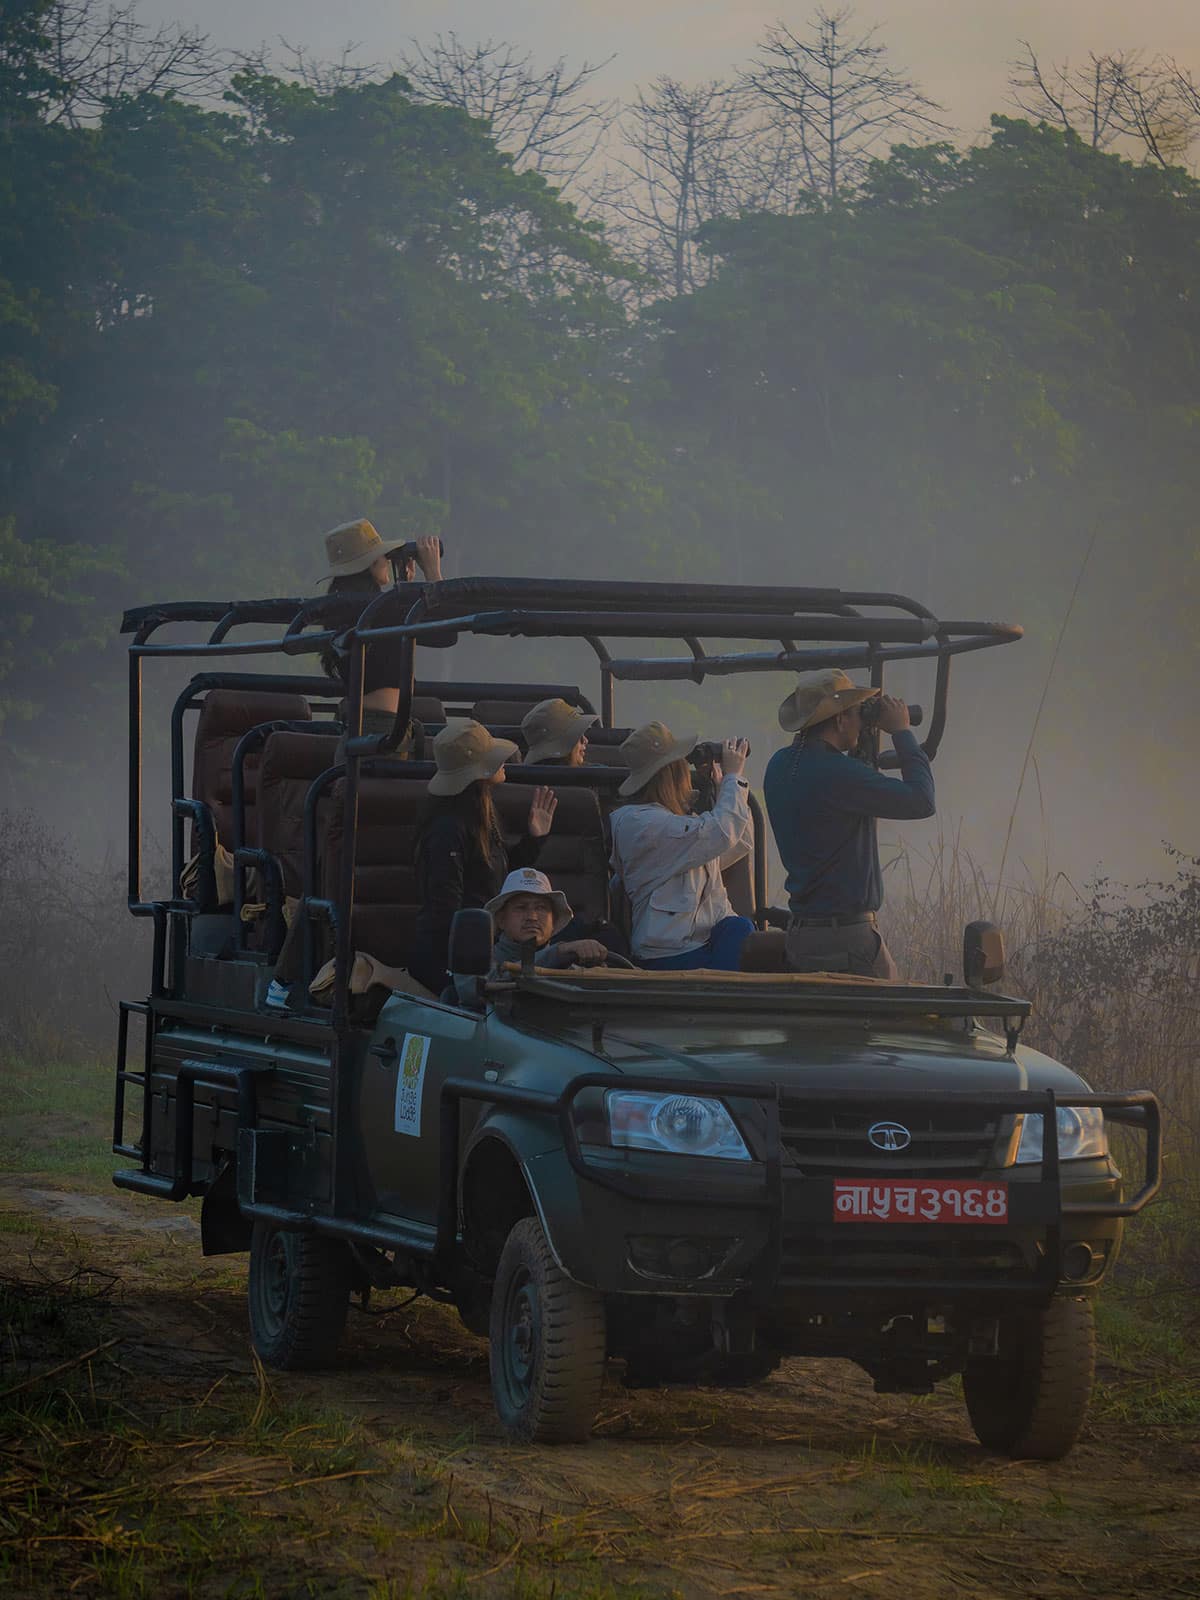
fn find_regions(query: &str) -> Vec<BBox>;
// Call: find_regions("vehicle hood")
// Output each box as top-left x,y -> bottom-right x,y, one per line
520,1014 -> 1086,1096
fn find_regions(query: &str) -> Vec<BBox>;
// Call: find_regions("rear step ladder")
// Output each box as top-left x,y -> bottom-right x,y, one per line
113,999 -> 151,1162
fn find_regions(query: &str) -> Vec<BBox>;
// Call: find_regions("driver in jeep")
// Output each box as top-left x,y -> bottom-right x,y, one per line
484,868 -> 610,978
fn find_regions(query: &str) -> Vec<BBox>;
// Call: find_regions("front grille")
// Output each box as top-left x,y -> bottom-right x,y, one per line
779,1099 -> 1009,1178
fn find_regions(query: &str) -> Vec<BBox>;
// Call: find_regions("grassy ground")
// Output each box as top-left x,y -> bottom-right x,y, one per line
1,1054 -> 1198,1599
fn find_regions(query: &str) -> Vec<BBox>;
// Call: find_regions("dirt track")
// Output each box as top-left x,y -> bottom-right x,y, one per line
2,1176 -> 1198,1599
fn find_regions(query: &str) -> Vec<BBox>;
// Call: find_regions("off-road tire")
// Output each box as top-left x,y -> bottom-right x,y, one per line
489,1216 -> 606,1444
963,1296 -> 1095,1460
248,1221 -> 352,1370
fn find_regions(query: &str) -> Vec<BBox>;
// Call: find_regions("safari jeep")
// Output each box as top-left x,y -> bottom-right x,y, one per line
112,578 -> 1160,1458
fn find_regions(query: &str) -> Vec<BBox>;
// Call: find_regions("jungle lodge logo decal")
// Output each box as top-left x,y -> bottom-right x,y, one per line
394,1033 -> 431,1137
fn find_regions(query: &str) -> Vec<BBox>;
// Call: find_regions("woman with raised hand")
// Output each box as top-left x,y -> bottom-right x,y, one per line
609,722 -> 754,971
409,720 -> 557,995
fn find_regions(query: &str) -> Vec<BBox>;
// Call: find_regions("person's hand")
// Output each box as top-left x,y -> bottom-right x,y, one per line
560,939 -> 607,965
720,737 -> 749,778
876,695 -> 911,734
527,785 -> 558,838
414,535 -> 442,582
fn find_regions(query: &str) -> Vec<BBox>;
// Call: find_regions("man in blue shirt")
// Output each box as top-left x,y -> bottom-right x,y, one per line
763,669 -> 935,979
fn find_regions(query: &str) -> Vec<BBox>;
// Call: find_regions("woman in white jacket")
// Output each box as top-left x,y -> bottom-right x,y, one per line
609,721 -> 755,970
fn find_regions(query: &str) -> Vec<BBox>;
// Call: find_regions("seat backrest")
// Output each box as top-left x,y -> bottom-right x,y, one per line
319,775 -> 610,970
258,730 -> 341,896
412,695 -> 445,726
192,688 -> 311,847
472,697 -> 546,727
494,784 -> 609,925
322,772 -> 429,969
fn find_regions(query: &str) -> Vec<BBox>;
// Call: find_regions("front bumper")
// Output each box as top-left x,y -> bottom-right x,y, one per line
442,1076 -> 1160,1305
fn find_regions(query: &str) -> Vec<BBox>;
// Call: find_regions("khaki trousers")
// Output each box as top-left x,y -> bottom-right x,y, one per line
784,921 -> 899,980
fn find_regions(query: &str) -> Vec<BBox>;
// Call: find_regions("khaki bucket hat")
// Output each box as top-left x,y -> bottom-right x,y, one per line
485,867 -> 573,934
428,718 -> 518,796
778,669 -> 880,733
521,698 -> 598,764
618,720 -> 698,798
319,518 -> 405,583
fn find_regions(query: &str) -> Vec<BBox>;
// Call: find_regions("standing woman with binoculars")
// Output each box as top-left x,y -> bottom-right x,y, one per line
609,722 -> 754,971
318,519 -> 443,747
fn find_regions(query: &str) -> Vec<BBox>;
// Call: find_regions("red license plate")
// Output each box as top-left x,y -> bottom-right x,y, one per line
832,1179 -> 1009,1224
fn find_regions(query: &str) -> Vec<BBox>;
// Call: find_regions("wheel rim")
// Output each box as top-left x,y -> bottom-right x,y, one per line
499,1266 -> 539,1407
255,1229 -> 294,1341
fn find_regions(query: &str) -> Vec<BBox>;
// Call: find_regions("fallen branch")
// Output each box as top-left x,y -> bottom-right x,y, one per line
0,1337 -> 121,1401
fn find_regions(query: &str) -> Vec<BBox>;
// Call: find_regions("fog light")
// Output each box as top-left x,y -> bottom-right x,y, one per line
1062,1242 -> 1097,1281
626,1234 -> 741,1282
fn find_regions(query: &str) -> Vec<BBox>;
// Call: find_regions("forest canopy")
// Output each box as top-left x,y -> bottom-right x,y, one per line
2,0 -> 1199,806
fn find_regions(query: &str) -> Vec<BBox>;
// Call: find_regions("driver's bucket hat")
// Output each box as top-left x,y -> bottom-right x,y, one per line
319,519 -> 405,583
485,868 -> 573,934
428,719 -> 518,796
521,698 -> 598,764
618,720 -> 698,798
778,669 -> 880,733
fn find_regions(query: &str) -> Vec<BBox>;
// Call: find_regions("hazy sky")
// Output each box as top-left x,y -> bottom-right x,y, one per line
142,0 -> 1200,137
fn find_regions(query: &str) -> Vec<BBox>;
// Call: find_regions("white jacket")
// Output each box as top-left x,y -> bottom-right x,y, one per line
609,776 -> 754,960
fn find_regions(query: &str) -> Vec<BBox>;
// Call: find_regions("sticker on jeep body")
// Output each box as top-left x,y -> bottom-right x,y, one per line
393,1033 -> 431,1136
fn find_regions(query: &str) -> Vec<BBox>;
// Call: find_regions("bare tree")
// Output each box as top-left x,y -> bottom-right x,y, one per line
398,33 -> 615,189
600,77 -> 753,296
744,6 -> 948,201
1009,42 -> 1200,168
238,37 -> 383,95
42,0 -> 223,126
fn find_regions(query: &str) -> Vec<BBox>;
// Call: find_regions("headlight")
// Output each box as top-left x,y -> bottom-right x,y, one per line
606,1090 -> 751,1160
1015,1105 -> 1107,1164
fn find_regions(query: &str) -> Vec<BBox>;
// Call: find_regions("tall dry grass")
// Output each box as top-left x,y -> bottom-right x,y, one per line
0,809 -> 150,1062
882,831 -> 1200,1295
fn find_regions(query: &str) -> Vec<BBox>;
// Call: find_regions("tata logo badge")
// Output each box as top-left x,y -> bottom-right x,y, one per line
868,1121 -> 912,1152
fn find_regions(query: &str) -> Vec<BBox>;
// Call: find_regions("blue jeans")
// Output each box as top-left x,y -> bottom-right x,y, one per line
640,915 -> 754,972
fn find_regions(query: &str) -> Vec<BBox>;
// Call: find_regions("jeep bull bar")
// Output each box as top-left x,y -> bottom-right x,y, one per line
440,1078 -> 1161,1299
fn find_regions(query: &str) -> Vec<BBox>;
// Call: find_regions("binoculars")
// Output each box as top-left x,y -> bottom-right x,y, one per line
860,699 -> 923,728
689,739 -> 750,765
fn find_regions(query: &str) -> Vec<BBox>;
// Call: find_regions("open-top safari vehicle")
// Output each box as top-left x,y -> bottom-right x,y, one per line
112,578 -> 1161,1457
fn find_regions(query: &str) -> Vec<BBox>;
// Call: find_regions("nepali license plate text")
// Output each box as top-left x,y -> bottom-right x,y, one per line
832,1179 -> 1009,1224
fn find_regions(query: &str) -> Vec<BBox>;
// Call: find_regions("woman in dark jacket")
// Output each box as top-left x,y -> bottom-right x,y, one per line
410,720 -> 557,994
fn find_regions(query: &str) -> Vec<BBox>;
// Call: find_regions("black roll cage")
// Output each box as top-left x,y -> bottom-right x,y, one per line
122,576 -> 1023,1031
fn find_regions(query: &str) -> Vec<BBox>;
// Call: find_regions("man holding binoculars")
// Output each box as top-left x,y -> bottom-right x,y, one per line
763,669 -> 935,979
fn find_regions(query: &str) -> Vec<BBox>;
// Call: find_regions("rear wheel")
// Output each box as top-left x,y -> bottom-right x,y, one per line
963,1296 -> 1095,1460
248,1220 -> 351,1370
489,1216 -> 606,1444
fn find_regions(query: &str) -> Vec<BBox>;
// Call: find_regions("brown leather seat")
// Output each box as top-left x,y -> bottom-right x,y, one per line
740,930 -> 786,972
319,775 -> 611,972
322,772 -> 428,970
258,729 -> 341,898
472,697 -> 546,726
494,785 -> 609,926
412,695 -> 445,726
191,688 -> 310,848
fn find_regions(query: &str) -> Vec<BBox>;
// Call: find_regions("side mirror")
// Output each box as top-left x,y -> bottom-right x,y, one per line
448,908 -> 494,978
963,920 -> 1005,987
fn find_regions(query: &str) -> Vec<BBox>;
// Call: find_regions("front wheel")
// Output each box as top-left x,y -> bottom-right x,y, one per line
248,1220 -> 352,1370
489,1216 -> 606,1444
963,1296 -> 1095,1460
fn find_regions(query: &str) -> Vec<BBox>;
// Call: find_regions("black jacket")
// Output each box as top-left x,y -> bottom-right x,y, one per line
410,814 -> 541,992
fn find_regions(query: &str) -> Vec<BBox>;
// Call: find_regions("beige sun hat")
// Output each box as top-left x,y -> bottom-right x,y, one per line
428,718 -> 518,796
521,698 -> 598,764
778,669 -> 880,734
485,868 -> 573,935
319,518 -> 405,583
618,720 -> 698,798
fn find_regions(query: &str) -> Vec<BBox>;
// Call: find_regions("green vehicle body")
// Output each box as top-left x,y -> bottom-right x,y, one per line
112,578 -> 1161,1453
